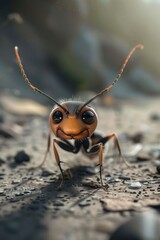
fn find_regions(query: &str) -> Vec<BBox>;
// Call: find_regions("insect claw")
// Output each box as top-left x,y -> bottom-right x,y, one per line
101,183 -> 109,190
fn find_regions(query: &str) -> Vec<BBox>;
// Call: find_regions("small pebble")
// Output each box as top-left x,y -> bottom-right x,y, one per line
79,200 -> 90,207
136,152 -> 151,161
105,178 -> 121,184
67,207 -> 75,213
23,190 -> 32,194
84,167 -> 99,174
0,190 -> 5,195
41,170 -> 54,177
14,150 -> 30,164
12,179 -> 21,184
154,192 -> 160,195
118,176 -> 131,181
54,201 -> 64,207
15,192 -> 24,196
128,182 -> 142,189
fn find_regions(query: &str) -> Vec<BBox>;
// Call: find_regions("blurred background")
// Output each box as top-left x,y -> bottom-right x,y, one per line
0,0 -> 160,106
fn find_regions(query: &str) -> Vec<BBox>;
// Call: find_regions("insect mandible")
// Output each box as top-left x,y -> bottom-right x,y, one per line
14,44 -> 143,188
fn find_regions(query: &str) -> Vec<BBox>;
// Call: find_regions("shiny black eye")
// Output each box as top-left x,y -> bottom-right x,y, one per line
52,111 -> 63,124
82,111 -> 95,124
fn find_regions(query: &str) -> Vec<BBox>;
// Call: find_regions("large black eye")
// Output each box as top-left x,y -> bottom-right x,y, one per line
52,111 -> 63,124
82,111 -> 95,124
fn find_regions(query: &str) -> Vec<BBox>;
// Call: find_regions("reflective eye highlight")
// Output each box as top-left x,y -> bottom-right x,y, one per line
52,111 -> 63,124
82,111 -> 95,124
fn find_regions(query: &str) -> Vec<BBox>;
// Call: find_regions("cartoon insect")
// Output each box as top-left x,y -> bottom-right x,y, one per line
14,44 -> 143,188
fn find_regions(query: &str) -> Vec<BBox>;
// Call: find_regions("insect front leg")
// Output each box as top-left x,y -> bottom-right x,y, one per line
86,143 -> 104,186
53,139 -> 78,188
98,143 -> 103,186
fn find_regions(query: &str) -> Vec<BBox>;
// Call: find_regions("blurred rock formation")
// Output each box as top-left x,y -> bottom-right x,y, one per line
0,0 -> 160,104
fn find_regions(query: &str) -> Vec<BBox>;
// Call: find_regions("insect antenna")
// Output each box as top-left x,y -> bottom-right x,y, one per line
14,46 -> 69,114
79,44 -> 144,111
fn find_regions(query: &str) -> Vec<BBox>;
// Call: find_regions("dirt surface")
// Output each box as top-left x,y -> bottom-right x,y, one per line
0,97 -> 160,240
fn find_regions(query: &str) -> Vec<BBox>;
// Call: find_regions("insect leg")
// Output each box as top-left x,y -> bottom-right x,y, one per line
53,139 -> 65,188
99,143 -> 103,185
96,133 -> 130,167
30,129 -> 51,169
87,143 -> 104,185
53,139 -> 79,188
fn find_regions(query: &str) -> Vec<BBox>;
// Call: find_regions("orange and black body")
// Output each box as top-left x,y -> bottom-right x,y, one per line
14,44 -> 143,188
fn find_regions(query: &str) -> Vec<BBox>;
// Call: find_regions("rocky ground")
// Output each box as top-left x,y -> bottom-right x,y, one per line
0,95 -> 160,240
